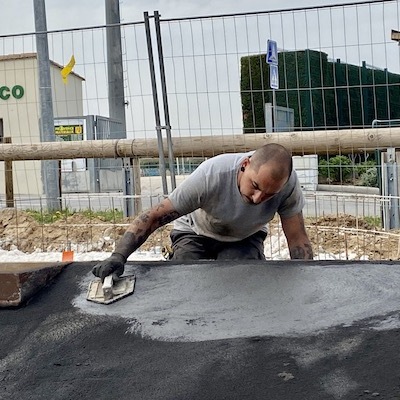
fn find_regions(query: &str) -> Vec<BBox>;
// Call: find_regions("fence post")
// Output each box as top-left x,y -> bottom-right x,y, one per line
382,148 -> 400,229
154,10 -> 176,190
144,11 -> 168,195
132,157 -> 142,214
122,157 -> 142,217
2,137 -> 14,208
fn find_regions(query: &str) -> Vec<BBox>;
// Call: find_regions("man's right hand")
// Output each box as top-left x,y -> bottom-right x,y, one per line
92,252 -> 126,281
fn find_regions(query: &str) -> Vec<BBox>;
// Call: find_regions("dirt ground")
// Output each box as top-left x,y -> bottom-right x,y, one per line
0,208 -> 399,260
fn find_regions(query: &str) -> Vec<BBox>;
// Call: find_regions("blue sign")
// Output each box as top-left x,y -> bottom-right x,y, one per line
266,39 -> 278,65
270,64 -> 279,89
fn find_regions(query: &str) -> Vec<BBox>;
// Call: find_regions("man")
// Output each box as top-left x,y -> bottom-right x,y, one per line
92,143 -> 313,280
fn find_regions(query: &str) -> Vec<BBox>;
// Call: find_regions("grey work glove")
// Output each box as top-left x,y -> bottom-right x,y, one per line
92,252 -> 126,281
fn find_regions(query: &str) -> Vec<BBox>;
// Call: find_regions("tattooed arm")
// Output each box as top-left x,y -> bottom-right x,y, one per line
115,198 -> 181,259
92,198 -> 181,279
281,212 -> 314,260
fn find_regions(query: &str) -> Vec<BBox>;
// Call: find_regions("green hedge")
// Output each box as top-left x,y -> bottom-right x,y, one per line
240,50 -> 400,133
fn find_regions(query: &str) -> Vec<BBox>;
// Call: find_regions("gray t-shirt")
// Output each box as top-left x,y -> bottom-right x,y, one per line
168,152 -> 304,242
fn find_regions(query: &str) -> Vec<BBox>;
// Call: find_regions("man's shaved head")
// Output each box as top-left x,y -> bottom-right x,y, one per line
249,143 -> 293,181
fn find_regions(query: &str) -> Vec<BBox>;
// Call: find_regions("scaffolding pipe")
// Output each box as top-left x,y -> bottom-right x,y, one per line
0,128 -> 399,161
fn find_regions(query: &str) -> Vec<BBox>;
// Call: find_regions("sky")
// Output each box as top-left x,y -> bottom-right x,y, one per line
0,0 -> 385,34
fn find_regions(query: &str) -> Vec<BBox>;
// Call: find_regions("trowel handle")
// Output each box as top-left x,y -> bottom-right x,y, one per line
102,275 -> 114,301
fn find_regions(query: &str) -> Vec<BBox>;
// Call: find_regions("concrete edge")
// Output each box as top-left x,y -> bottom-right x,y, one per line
0,262 -> 70,307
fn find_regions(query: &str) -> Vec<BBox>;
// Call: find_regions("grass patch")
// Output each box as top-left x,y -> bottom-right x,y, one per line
363,216 -> 382,228
79,209 -> 124,222
26,208 -> 124,224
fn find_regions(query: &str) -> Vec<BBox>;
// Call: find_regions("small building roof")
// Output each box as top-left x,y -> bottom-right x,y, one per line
0,52 -> 85,81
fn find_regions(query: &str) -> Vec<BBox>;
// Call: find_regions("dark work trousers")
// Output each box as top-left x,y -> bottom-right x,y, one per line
169,229 -> 267,261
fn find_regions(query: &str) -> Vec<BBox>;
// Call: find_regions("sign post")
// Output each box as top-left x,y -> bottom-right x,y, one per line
266,39 -> 278,132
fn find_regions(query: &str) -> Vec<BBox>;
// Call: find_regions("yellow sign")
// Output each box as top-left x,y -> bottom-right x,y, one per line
55,125 -> 83,135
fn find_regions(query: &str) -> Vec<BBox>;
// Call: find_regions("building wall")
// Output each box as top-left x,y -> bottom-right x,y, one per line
51,64 -> 83,118
0,55 -> 83,196
0,57 -> 40,142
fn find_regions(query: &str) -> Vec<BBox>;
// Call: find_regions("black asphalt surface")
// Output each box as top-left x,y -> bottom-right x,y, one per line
1,260 -> 400,400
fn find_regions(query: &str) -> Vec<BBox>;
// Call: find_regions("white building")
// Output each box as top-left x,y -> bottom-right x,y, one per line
0,53 -> 84,196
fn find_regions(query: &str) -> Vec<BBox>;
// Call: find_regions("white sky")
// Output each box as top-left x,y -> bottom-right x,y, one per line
0,0 -> 383,34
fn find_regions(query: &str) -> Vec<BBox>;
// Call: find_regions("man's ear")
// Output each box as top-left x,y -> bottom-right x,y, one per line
243,157 -> 251,168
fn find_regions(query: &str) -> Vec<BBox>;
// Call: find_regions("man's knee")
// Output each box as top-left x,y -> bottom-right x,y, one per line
169,248 -> 205,260
216,232 -> 266,260
169,230 -> 213,260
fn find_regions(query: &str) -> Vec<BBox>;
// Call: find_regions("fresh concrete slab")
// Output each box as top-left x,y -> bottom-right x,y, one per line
74,261 -> 400,341
1,260 -> 400,400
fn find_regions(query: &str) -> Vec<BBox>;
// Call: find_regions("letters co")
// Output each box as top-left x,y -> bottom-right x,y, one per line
0,85 -> 24,100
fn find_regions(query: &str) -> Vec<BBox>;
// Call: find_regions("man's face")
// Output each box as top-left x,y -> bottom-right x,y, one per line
238,160 -> 287,205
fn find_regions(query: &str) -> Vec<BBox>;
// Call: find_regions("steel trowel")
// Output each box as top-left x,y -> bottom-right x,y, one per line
86,274 -> 136,304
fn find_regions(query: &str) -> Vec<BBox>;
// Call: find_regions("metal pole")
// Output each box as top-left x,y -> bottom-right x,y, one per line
144,11 -> 168,195
386,148 -> 400,229
105,0 -> 126,133
154,11 -> 176,190
33,0 -> 61,211
272,89 -> 277,132
122,158 -> 134,217
106,0 -> 138,217
85,115 -> 100,193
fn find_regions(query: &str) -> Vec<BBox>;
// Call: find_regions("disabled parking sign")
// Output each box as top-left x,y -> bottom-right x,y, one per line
266,39 -> 278,65
267,39 -> 279,89
270,64 -> 279,89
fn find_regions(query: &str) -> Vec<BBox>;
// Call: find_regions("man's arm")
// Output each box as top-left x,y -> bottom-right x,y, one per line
116,198 -> 181,258
92,198 -> 181,279
280,211 -> 314,260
